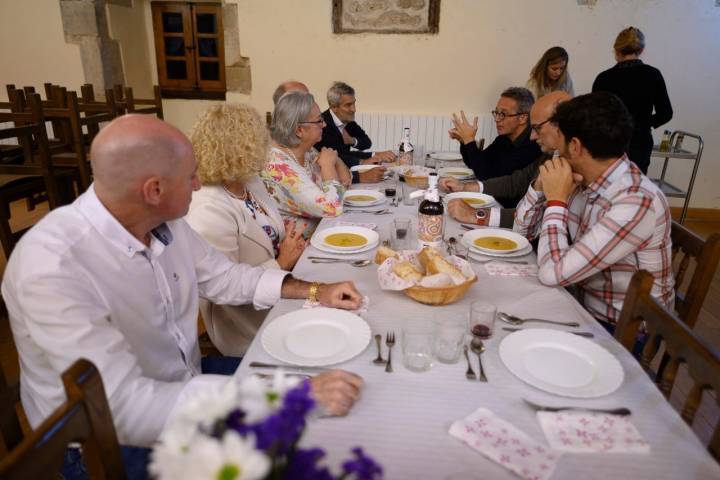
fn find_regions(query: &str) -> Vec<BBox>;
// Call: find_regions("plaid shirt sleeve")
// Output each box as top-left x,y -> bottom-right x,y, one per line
536,190 -> 657,287
513,183 -> 546,241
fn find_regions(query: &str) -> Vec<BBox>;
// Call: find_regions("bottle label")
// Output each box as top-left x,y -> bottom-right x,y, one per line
418,213 -> 444,247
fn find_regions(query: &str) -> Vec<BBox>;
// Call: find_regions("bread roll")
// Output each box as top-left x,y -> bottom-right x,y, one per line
374,245 -> 398,265
426,256 -> 467,285
419,273 -> 453,288
417,246 -> 443,271
392,261 -> 423,283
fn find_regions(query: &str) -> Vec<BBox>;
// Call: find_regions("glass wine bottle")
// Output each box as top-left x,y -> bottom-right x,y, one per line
417,173 -> 444,248
398,127 -> 414,166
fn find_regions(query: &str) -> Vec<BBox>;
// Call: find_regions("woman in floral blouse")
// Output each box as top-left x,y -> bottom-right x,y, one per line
262,91 -> 352,232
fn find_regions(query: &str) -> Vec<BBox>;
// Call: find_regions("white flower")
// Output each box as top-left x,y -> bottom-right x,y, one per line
176,380 -> 240,428
151,431 -> 270,480
238,371 -> 301,423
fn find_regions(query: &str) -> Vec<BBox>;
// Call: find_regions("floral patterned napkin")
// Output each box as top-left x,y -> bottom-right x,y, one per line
536,411 -> 650,454
449,408 -> 561,480
484,262 -> 538,277
302,295 -> 369,314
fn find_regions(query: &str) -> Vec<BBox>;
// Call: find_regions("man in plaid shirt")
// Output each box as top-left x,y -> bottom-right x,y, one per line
513,92 -> 674,332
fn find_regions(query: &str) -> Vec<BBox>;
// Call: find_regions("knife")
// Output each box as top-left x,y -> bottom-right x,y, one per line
249,361 -> 330,373
502,327 -> 594,338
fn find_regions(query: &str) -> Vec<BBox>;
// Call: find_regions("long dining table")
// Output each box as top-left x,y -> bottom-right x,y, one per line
234,184 -> 720,479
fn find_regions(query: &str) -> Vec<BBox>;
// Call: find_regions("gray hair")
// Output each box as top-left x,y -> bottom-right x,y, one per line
271,91 -> 315,147
500,87 -> 535,114
327,81 -> 355,108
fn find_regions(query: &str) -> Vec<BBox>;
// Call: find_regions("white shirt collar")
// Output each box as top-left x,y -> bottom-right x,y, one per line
329,109 -> 344,130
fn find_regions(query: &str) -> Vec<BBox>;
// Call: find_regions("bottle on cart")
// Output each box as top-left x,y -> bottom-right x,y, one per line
398,127 -> 414,165
675,132 -> 685,151
659,130 -> 671,152
417,172 -> 444,248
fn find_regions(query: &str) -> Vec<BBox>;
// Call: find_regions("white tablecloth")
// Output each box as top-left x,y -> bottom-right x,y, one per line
235,195 -> 720,479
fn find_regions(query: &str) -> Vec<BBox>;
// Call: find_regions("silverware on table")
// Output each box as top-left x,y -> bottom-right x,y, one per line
463,345 -> 476,380
470,337 -> 488,382
249,361 -> 329,373
498,312 -> 580,328
308,258 -> 372,267
469,258 -> 529,265
373,334 -> 386,365
346,209 -> 388,214
502,327 -> 594,338
523,398 -> 632,416
385,331 -> 396,373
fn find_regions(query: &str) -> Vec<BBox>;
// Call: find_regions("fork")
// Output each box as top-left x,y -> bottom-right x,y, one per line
463,345 -> 476,380
385,332 -> 395,373
523,398 -> 632,416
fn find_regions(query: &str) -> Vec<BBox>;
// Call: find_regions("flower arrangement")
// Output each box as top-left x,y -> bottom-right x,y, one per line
150,373 -> 382,480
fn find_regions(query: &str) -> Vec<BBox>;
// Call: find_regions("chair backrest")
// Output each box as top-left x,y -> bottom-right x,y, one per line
123,86 -> 164,119
615,270 -> 720,461
0,359 -> 127,480
671,220 -> 720,328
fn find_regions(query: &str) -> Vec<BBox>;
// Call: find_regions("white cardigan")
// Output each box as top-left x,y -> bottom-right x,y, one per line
185,177 -> 287,355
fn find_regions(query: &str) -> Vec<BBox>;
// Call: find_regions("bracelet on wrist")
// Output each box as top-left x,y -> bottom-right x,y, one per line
308,282 -> 321,303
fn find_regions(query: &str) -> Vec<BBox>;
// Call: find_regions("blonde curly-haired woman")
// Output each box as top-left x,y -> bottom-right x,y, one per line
186,103 -> 307,356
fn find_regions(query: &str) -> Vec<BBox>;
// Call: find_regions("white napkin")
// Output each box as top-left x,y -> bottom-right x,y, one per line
302,295 -> 369,314
449,408 -> 561,480
537,411 -> 650,454
484,263 -> 538,277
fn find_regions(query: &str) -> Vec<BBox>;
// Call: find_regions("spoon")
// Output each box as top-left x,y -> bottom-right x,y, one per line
498,312 -> 580,328
309,259 -> 372,267
470,337 -> 488,382
372,334 -> 385,365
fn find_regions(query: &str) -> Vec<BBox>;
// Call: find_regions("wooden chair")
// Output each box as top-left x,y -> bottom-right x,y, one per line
0,359 -> 127,480
123,86 -> 163,119
0,93 -> 78,257
0,365 -> 23,458
671,220 -> 720,327
615,270 -> 720,461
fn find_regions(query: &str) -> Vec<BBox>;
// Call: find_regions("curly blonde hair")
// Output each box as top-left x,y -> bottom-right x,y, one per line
190,103 -> 269,184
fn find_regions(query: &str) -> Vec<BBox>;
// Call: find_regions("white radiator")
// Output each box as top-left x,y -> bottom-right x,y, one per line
354,112 -> 496,158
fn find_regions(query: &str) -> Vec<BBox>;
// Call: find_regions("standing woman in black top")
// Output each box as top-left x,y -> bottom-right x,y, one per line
592,27 -> 673,173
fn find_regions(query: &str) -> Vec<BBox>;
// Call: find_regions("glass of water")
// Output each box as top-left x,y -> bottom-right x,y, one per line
433,313 -> 466,364
402,318 -> 434,372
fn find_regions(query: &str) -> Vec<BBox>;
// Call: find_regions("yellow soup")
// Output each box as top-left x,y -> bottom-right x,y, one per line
345,195 -> 377,202
463,198 -> 487,206
474,236 -> 518,251
325,233 -> 368,248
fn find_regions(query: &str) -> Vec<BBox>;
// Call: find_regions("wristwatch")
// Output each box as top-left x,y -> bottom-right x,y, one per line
475,208 -> 488,225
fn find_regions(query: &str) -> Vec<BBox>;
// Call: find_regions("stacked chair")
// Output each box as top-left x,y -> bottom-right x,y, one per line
0,82 -> 163,259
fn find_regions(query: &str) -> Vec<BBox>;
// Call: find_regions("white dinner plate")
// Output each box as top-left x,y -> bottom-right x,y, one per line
462,228 -> 530,254
429,151 -> 463,161
343,189 -> 386,207
438,166 -> 474,180
444,192 -> 496,209
468,244 -> 533,259
499,329 -> 624,398
311,226 -> 380,253
261,308 -> 372,366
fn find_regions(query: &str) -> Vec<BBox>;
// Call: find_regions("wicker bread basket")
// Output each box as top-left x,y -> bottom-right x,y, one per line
403,275 -> 477,306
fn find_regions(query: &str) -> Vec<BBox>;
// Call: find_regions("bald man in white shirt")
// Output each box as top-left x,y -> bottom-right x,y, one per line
1,115 -> 364,457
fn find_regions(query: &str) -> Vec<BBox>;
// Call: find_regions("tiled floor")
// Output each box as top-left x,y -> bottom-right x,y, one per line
1,200 -> 719,446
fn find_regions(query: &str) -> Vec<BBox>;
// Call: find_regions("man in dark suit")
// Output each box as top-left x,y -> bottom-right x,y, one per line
315,82 -> 395,183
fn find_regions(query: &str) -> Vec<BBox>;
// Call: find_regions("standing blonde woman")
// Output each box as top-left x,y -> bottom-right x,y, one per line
186,103 -> 307,356
262,91 -> 351,232
526,46 -> 575,99
592,27 -> 672,173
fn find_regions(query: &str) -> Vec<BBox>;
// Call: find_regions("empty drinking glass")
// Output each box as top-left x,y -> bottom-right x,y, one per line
402,319 -> 434,372
401,181 -> 419,206
469,301 -> 497,339
433,314 -> 466,364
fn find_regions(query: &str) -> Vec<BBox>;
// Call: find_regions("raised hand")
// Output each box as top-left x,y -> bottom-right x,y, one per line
276,221 -> 308,271
451,110 -> 479,145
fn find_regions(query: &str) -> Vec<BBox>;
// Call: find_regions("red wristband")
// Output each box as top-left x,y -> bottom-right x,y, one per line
546,200 -> 568,209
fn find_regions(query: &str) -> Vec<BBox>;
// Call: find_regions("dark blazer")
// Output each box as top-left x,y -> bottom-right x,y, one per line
314,109 -> 373,170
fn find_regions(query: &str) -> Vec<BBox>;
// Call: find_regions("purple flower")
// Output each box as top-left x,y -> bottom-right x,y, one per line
284,448 -> 334,480
342,448 -> 383,480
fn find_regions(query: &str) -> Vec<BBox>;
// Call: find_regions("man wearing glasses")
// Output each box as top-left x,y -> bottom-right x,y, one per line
442,91 -> 571,225
449,87 -> 542,206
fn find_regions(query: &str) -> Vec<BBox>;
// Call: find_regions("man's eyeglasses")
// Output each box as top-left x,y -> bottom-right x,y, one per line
299,119 -> 325,126
530,119 -> 551,134
491,110 -> 527,121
